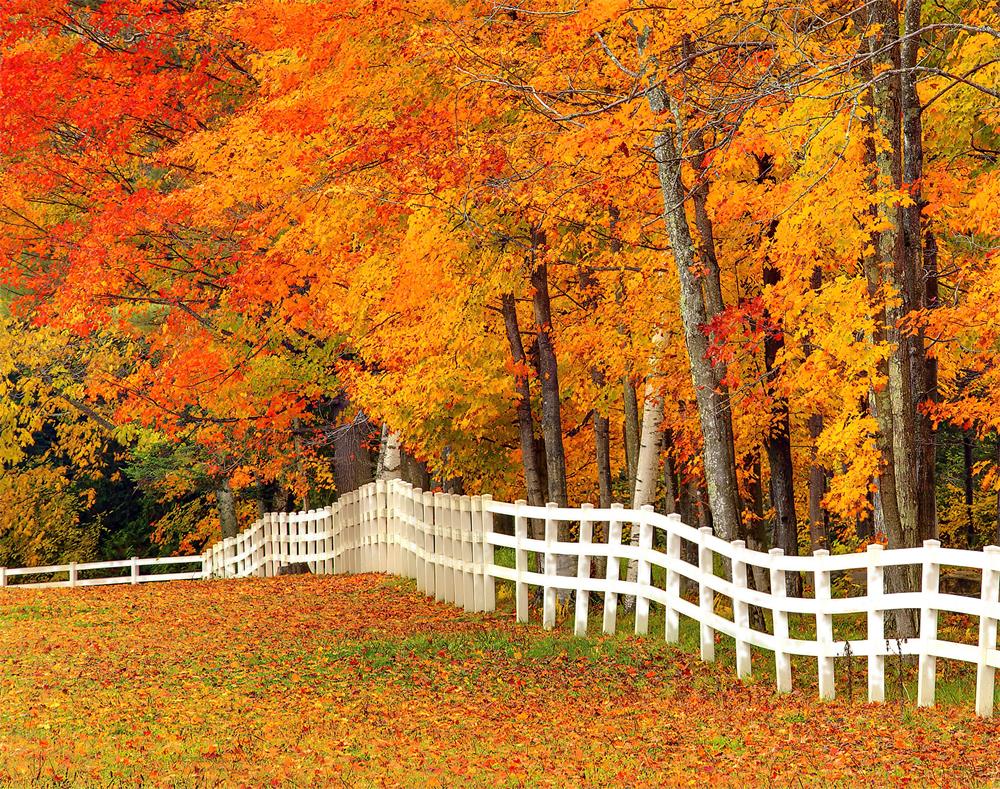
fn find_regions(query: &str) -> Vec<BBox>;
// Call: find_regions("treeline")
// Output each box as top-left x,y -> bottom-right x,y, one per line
1,0 -> 999,626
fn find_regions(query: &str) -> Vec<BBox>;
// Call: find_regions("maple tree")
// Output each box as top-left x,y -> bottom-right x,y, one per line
0,0 -> 998,602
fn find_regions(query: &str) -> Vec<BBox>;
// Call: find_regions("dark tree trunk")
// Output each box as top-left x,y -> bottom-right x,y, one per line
902,0 -> 937,543
756,153 -> 801,595
623,377 -> 640,493
333,408 -> 376,495
761,262 -> 802,596
808,414 -> 828,550
594,409 -> 612,509
402,450 -> 432,490
529,254 -> 567,508
804,267 -> 828,552
964,430 -> 976,548
662,430 -> 677,515
501,293 -> 547,509
528,241 -> 573,592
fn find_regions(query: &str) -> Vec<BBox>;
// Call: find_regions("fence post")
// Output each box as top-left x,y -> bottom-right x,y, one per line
603,504 -> 624,635
448,494 -> 461,606
731,540 -> 751,678
575,504 -> 594,637
442,493 -> 455,603
325,505 -> 335,575
482,494 -> 496,613
814,549 -> 835,700
665,514 -> 682,644
0,567 -> 6,588
130,556 -> 139,585
349,491 -> 359,573
277,512 -> 288,574
423,491 -> 436,596
471,495 -> 485,612
377,480 -> 388,572
407,483 -> 416,579
261,512 -> 274,578
412,489 -> 424,590
359,488 -> 368,572
635,506 -> 654,636
976,545 -> 1000,717
918,539 -> 942,708
368,484 -> 377,572
284,513 -> 294,571
252,521 -> 261,577
769,548 -> 792,692
307,510 -> 318,573
387,482 -> 397,575
461,496 -> 475,612
514,500 -> 529,623
434,493 -> 446,602
867,543 -> 885,703
395,481 -> 405,576
543,502 -> 558,630
698,527 -> 715,662
69,562 -> 78,588
206,544 -> 215,580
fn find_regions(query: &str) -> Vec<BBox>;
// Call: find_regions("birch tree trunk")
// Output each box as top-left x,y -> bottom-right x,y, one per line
377,425 -> 403,481
622,369 -> 664,611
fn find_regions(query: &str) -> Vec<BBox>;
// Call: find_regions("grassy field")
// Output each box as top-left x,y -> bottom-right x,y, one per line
1,573 -> 999,787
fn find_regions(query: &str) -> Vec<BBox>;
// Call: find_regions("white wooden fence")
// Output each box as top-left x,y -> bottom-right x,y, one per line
3,478 -> 1000,717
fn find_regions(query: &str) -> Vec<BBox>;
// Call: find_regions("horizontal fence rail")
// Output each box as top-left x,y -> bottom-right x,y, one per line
3,478 -> 999,716
0,556 -> 204,589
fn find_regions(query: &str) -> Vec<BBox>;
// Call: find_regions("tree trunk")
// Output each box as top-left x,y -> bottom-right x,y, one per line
377,425 -> 403,481
807,413 -> 828,550
594,408 -> 612,509
647,93 -> 742,542
804,267 -> 828,552
964,430 -> 976,548
591,370 -> 613,581
529,249 -> 574,595
902,0 -> 937,543
662,433 -> 677,515
402,450 -> 432,490
500,293 -> 547,509
762,262 -> 802,596
623,377 -> 640,493
216,479 -> 238,539
861,5 -> 919,637
333,409 -> 375,495
623,370 -> 664,610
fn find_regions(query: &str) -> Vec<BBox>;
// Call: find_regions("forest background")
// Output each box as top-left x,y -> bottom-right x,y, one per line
1,0 -> 998,633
